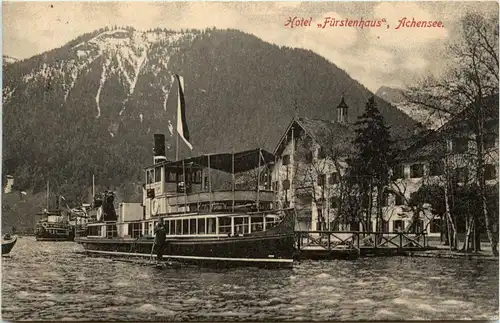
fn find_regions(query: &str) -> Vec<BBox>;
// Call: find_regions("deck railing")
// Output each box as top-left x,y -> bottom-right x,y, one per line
295,231 -> 429,251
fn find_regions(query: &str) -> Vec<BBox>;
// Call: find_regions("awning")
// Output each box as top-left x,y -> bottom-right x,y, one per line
146,148 -> 275,174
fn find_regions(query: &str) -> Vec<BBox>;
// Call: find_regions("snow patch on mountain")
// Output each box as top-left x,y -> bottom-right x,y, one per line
3,55 -> 18,64
14,28 -> 198,118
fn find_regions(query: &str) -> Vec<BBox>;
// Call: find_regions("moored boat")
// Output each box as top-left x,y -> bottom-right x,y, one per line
76,147 -> 296,269
2,234 -> 18,255
35,209 -> 73,241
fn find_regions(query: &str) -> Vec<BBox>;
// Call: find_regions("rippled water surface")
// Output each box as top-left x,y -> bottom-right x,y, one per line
2,237 -> 498,321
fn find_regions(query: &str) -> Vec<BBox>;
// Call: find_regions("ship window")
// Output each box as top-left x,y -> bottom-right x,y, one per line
234,217 -> 249,235
219,217 -> 231,234
182,219 -> 189,235
165,170 -> 177,183
88,226 -> 101,236
164,221 -> 170,235
175,220 -> 182,235
251,216 -> 264,232
128,223 -> 141,238
192,170 -> 202,184
197,218 -> 206,234
106,225 -> 118,238
190,219 -> 197,234
207,218 -> 216,234
155,167 -> 162,182
266,216 -> 278,229
147,170 -> 154,184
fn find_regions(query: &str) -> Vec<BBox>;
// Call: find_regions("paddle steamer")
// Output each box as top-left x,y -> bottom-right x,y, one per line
75,145 -> 296,269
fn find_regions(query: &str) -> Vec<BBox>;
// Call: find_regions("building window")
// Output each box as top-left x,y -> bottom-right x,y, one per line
429,160 -> 444,176
414,220 -> 424,233
305,151 -> 313,163
456,167 -> 469,183
484,133 -> 497,149
282,179 -> 290,190
204,176 -> 209,190
485,164 -> 496,180
330,197 -> 339,209
430,218 -> 441,233
283,155 -> 291,166
410,164 -> 424,178
361,194 -> 370,208
453,137 -> 468,153
394,193 -> 404,206
329,172 -> 340,185
392,164 -> 405,179
317,174 -> 326,187
318,147 -> 327,159
380,191 -> 389,207
381,220 -> 389,233
393,220 -> 404,232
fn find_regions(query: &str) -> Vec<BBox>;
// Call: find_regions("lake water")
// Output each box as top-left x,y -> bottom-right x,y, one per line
2,237 -> 498,321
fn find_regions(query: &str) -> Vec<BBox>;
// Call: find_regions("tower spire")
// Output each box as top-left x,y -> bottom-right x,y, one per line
336,93 -> 349,123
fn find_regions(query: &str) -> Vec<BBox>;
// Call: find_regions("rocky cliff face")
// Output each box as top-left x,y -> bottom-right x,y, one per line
376,85 -> 444,129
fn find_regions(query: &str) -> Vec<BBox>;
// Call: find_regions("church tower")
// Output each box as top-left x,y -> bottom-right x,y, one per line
336,94 -> 349,123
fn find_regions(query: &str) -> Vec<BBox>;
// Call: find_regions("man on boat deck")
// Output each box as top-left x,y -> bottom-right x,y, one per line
154,222 -> 167,262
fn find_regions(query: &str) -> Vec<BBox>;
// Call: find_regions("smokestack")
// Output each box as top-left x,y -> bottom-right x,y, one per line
153,134 -> 167,163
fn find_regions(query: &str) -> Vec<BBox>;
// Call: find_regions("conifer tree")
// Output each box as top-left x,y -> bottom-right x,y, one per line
348,96 -> 394,232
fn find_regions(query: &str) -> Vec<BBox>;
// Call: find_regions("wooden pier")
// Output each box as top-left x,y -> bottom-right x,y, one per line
294,231 -> 437,260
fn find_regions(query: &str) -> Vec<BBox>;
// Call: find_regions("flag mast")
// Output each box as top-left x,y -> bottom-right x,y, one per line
175,74 -> 193,162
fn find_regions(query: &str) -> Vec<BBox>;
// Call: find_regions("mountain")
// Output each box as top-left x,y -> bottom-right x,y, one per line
3,26 -> 421,205
376,86 -> 442,129
375,86 -> 406,105
3,55 -> 19,65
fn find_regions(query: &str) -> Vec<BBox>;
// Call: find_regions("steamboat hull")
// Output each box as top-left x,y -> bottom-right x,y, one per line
35,231 -> 72,241
76,234 -> 295,269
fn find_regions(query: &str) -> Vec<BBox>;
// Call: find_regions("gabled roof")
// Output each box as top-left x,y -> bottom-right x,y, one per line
395,93 -> 499,163
438,94 -> 499,135
273,117 -> 355,156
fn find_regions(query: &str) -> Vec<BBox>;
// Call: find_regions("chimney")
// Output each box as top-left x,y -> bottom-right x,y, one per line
153,134 -> 167,164
336,94 -> 349,123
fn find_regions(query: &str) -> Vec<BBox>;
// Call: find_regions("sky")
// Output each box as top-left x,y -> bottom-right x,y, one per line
2,1 -> 498,92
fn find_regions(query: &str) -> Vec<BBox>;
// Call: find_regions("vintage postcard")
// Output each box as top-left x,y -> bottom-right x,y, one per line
2,1 -> 498,321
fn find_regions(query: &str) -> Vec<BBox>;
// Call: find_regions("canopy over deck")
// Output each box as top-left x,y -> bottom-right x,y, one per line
145,148 -> 275,174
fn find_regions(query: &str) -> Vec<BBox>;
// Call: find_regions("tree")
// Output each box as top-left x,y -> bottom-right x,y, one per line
407,13 -> 499,255
348,96 -> 395,233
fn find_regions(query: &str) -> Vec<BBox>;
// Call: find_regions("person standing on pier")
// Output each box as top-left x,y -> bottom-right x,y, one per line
154,222 -> 167,262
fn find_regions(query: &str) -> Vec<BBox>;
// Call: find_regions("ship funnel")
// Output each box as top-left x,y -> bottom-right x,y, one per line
153,134 -> 167,163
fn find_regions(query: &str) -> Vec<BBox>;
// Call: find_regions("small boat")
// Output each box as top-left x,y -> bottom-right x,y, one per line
2,234 -> 18,255
35,210 -> 74,241
76,147 -> 296,269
